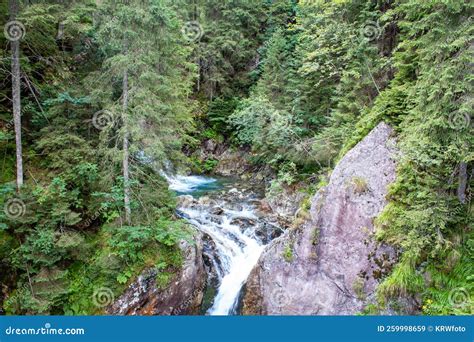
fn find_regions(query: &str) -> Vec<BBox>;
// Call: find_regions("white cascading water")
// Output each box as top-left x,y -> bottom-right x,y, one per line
161,173 -> 217,193
164,173 -> 267,315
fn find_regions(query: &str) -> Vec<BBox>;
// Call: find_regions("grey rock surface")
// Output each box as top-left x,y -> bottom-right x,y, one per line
266,186 -> 306,218
243,122 -> 399,315
107,232 -> 206,315
214,149 -> 251,176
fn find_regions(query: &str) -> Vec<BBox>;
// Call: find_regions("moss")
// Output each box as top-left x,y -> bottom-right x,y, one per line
154,245 -> 184,289
359,303 -> 380,315
283,243 -> 294,263
301,195 -> 312,211
316,174 -> 329,190
353,275 -> 366,300
156,271 -> 174,289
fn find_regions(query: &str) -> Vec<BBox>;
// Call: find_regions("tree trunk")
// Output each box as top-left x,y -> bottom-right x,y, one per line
457,162 -> 467,204
122,68 -> 131,225
9,0 -> 23,191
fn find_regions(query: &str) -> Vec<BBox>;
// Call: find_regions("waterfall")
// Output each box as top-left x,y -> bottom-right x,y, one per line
180,202 -> 265,315
161,172 -> 217,193
164,173 -> 273,315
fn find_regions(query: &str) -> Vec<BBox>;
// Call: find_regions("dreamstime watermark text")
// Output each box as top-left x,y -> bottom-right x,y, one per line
4,322 -> 85,336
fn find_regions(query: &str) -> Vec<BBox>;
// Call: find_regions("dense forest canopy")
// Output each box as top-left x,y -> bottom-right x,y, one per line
0,0 -> 472,315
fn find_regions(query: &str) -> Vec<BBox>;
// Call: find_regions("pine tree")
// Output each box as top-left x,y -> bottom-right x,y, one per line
94,0 -> 194,224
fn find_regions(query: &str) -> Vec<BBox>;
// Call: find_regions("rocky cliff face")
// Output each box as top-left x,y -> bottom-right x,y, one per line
197,139 -> 251,177
107,232 -> 206,315
242,122 -> 400,315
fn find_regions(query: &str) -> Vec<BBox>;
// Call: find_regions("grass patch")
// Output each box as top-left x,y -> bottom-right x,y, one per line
377,252 -> 424,308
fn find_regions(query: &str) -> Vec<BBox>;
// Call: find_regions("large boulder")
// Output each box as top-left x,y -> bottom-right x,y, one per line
243,122 -> 399,315
107,232 -> 206,315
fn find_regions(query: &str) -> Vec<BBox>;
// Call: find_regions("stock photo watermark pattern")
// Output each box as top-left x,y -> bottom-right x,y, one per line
448,111 -> 471,131
448,287 -> 472,310
92,110 -> 115,130
181,21 -> 204,43
172,281 -> 207,315
92,287 -> 115,308
269,287 -> 291,311
4,20 -> 26,41
3,198 -> 26,219
0,316 -> 471,342
4,322 -> 85,336
360,20 -> 382,42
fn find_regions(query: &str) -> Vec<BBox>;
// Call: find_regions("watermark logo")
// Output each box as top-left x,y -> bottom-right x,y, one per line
4,20 -> 26,41
172,281 -> 206,315
360,199 -> 379,217
181,21 -> 204,43
4,198 -> 26,219
448,287 -> 471,309
269,287 -> 290,310
5,322 -> 85,336
360,20 -> 381,42
448,111 -> 471,131
92,110 -> 114,130
92,287 -> 114,308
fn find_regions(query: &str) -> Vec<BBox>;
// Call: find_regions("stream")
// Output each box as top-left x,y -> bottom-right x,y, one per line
163,173 -> 282,315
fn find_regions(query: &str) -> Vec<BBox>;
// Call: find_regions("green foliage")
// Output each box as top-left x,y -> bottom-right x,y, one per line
353,276 -> 366,301
201,129 -> 222,142
189,156 -> 219,174
1,0 -> 472,317
207,97 -> 239,134
92,0 -> 195,167
268,162 -> 297,198
377,252 -> 424,301
190,0 -> 267,99
283,243 -> 294,263
108,220 -> 190,264
229,96 -> 295,155
0,0 -> 198,315
370,0 -> 473,312
421,237 -> 474,315
227,0 -> 473,315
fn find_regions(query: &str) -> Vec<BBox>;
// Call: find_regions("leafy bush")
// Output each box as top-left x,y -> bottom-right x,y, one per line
108,219 -> 190,264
